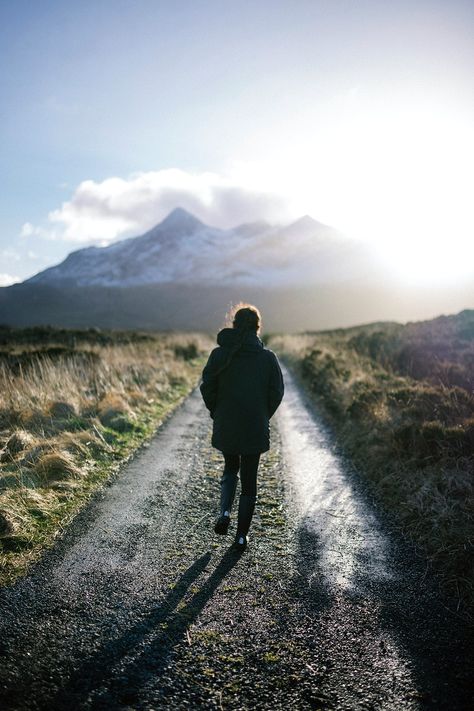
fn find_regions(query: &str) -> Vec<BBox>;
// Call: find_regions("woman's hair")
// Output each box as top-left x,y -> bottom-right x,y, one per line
226,302 -> 261,334
215,303 -> 262,377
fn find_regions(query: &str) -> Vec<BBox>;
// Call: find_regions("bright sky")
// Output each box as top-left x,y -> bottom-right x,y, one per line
1,0 -> 473,286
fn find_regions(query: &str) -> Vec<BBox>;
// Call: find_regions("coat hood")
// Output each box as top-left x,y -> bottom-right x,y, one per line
216,327 -> 263,352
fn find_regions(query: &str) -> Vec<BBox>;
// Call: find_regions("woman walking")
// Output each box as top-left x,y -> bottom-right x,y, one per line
200,304 -> 284,552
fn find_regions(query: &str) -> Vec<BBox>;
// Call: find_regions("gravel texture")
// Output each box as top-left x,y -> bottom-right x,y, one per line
0,367 -> 473,710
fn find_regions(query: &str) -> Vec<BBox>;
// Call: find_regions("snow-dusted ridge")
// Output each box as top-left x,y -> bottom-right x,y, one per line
26,207 -> 374,288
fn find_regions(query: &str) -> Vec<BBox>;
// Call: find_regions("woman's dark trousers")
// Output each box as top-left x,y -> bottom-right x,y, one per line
220,453 -> 260,535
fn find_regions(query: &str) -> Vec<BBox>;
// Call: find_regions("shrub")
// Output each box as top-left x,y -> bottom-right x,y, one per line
174,342 -> 199,360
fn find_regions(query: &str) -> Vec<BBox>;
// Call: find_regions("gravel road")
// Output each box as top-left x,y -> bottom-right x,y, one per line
0,365 -> 473,710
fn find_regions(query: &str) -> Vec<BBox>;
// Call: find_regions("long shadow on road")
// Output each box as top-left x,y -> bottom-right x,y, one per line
293,516 -> 474,710
51,548 -> 241,710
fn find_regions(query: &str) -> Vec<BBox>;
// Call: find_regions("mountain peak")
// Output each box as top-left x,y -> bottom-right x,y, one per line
291,214 -> 328,230
159,207 -> 204,230
272,213 -> 332,241
23,207 -> 354,292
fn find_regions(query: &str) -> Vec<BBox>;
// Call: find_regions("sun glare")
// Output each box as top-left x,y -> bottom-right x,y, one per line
239,99 -> 473,285
346,107 -> 474,284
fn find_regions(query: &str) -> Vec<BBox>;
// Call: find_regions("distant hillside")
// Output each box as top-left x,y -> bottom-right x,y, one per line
341,309 -> 474,392
1,281 -> 473,333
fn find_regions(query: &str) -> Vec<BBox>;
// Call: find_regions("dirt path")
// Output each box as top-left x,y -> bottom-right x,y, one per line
0,367 -> 473,710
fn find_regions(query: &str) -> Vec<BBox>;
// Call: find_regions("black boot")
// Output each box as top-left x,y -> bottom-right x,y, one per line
220,468 -> 238,514
232,494 -> 256,551
232,534 -> 248,552
214,468 -> 238,535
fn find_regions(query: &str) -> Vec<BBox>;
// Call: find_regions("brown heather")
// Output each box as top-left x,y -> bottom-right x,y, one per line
0,326 -> 211,583
270,309 -> 474,616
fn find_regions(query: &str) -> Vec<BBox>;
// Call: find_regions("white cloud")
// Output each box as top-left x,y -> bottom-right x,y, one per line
1,248 -> 21,262
20,222 -> 35,238
0,273 -> 20,287
20,222 -> 57,240
28,169 -> 294,245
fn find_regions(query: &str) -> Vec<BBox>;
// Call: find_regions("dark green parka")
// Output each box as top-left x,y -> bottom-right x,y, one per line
200,328 -> 284,455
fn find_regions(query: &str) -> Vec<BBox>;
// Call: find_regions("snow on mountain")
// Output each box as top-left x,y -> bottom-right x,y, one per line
25,207 -> 373,288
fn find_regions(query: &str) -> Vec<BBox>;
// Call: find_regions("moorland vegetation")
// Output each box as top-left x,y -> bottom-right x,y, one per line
0,326 -> 210,584
271,309 -> 474,615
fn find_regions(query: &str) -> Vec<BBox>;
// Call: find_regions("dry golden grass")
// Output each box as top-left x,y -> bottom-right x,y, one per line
271,311 -> 474,617
34,451 -> 82,483
0,328 -> 211,583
